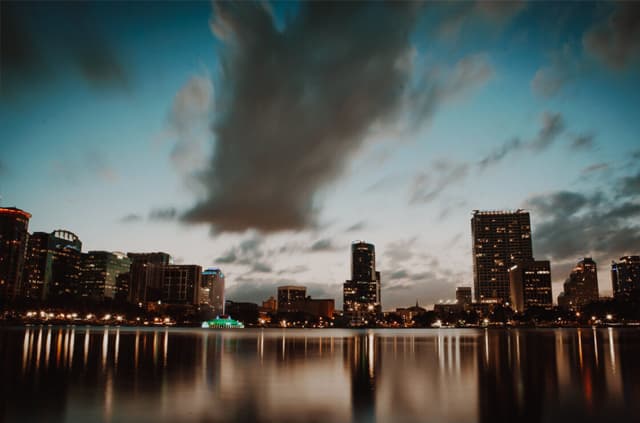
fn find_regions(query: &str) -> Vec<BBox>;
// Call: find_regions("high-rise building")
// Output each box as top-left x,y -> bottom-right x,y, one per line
611,256 -> 640,298
471,210 -> 533,303
0,207 -> 31,302
80,251 -> 132,300
557,257 -> 599,310
277,285 -> 307,312
23,230 -> 84,301
161,265 -> 201,305
456,286 -> 472,307
343,241 -> 381,318
201,268 -> 225,315
508,260 -> 552,312
127,252 -> 170,304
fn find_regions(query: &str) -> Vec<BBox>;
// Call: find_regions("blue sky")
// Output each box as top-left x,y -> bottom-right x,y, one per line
1,1 -> 639,308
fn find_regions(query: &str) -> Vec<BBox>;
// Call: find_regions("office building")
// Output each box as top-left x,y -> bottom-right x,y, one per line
611,256 -> 640,298
262,296 -> 277,312
0,207 -> 31,301
508,260 -> 552,312
277,285 -> 307,312
471,210 -> 533,303
557,257 -> 599,310
80,251 -> 132,300
456,286 -> 472,307
162,264 -> 201,305
200,268 -> 225,315
343,241 -> 382,318
47,230 -> 83,298
127,252 -> 170,304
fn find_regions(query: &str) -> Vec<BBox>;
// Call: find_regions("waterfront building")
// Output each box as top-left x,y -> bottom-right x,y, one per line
0,207 -> 31,301
343,241 -> 382,319
471,210 -> 533,303
456,286 -> 473,307
80,251 -> 132,300
557,257 -> 599,310
262,296 -> 277,312
127,252 -> 170,304
508,260 -> 552,312
277,285 -> 307,312
161,264 -> 201,305
611,256 -> 640,298
200,268 -> 225,316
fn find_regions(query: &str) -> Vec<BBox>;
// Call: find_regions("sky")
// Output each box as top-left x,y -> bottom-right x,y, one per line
1,1 -> 639,309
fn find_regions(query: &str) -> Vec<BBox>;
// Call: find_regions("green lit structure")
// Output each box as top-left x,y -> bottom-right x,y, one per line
201,316 -> 244,329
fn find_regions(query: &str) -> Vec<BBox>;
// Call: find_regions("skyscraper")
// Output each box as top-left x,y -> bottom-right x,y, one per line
161,265 -> 201,305
80,251 -> 132,300
557,257 -> 599,310
471,210 -> 533,303
0,207 -> 31,302
343,241 -> 381,319
201,268 -> 225,315
508,260 -> 552,312
127,252 -> 171,304
611,256 -> 640,298
23,229 -> 83,300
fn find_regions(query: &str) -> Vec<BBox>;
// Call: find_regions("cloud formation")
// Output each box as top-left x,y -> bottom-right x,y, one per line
409,160 -> 469,204
478,111 -> 565,169
168,75 -> 214,173
0,2 -> 129,96
583,3 -> 640,69
183,2 -> 492,233
523,169 -> 640,263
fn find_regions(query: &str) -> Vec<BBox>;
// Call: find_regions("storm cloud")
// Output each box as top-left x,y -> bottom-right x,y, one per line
1,2 -> 129,96
182,2 -> 492,233
583,2 -> 640,70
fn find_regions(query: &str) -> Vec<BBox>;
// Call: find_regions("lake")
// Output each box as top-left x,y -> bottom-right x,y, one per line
1,326 -> 639,422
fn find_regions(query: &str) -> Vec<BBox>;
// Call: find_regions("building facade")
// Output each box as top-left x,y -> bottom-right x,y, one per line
127,252 -> 171,304
277,285 -> 307,312
162,265 -> 201,305
557,257 -> 599,310
0,207 -> 31,302
456,286 -> 472,307
343,241 -> 382,319
471,210 -> 533,303
200,268 -> 225,315
508,260 -> 552,312
611,256 -> 640,298
80,251 -> 132,300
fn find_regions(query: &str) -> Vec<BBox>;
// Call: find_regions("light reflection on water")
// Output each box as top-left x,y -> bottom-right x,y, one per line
2,327 -> 640,423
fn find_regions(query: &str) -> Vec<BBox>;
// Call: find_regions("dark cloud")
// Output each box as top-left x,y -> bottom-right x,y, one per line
571,133 -> 595,150
618,170 -> 640,198
581,162 -> 608,175
523,170 -> 640,263
277,265 -> 309,275
148,208 -> 178,221
183,2 -> 492,233
583,3 -> 640,70
119,214 -> 143,223
251,262 -> 272,273
346,221 -> 367,232
0,2 -> 129,97
389,270 -> 409,280
478,111 -> 565,169
523,191 -> 601,219
433,1 -> 525,41
310,238 -> 334,252
214,233 -> 266,268
409,160 -> 469,204
215,251 -> 237,264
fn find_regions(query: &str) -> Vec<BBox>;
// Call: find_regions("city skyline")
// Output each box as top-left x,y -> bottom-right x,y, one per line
2,1 -> 640,308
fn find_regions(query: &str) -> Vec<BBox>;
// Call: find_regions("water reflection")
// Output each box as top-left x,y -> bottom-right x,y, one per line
2,327 -> 640,422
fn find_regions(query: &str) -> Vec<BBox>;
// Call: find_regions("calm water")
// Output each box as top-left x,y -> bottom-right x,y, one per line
1,327 -> 639,423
